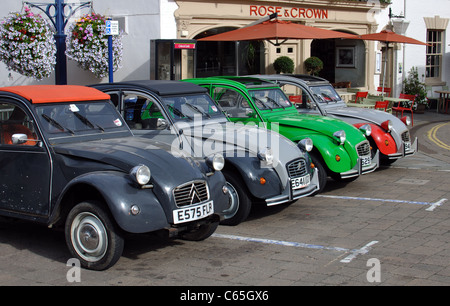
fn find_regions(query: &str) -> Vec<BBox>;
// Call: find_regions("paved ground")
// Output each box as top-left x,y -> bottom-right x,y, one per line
0,110 -> 449,289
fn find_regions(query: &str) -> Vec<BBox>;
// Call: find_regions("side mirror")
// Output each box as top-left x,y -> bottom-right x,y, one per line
156,118 -> 168,130
245,108 -> 255,118
11,133 -> 41,146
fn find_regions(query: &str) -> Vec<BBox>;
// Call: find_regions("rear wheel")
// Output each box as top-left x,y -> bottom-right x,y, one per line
65,201 -> 124,271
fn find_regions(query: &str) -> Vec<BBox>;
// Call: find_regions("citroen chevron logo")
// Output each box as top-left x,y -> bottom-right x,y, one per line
189,184 -> 202,204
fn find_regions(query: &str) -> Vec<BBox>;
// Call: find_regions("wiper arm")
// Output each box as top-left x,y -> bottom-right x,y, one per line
185,102 -> 211,118
42,114 -> 74,135
74,112 -> 104,132
167,105 -> 193,120
266,97 -> 285,109
253,97 -> 272,110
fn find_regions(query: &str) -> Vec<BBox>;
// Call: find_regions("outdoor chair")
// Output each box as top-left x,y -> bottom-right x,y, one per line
377,87 -> 392,97
353,91 -> 368,104
374,100 -> 389,112
392,93 -> 415,126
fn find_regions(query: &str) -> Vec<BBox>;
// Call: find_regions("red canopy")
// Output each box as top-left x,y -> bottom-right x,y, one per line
357,30 -> 428,45
199,19 -> 358,45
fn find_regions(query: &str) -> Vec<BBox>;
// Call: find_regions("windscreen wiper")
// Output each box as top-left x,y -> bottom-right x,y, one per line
74,112 -> 105,132
167,104 -> 193,120
42,114 -> 74,135
185,102 -> 211,118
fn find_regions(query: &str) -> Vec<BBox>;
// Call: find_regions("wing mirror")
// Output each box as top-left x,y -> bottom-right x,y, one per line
156,118 -> 168,130
11,133 -> 41,146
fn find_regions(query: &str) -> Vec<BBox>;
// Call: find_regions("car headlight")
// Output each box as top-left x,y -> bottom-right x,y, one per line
381,120 -> 393,132
298,138 -> 313,152
359,124 -> 372,137
333,130 -> 346,145
401,116 -> 411,127
130,164 -> 151,185
258,147 -> 274,165
206,153 -> 225,171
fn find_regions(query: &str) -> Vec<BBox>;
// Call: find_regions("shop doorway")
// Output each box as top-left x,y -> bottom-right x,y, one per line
195,27 -> 265,77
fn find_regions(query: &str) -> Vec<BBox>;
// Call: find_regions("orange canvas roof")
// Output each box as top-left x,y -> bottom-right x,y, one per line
0,85 -> 110,104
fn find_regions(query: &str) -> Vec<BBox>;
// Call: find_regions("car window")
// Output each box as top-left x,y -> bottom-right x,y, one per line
122,94 -> 166,130
248,88 -> 292,110
0,102 -> 38,146
35,101 -> 125,136
160,94 -> 224,122
212,87 -> 253,118
309,85 -> 341,103
279,84 -> 315,110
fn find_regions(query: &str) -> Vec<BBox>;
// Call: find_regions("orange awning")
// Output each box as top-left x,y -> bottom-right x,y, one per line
357,30 -> 428,46
198,19 -> 358,46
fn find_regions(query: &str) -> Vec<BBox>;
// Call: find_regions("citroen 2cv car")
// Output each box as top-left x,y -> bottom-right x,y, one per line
258,74 -> 417,165
185,77 -> 379,192
91,80 -> 319,226
0,85 -> 230,270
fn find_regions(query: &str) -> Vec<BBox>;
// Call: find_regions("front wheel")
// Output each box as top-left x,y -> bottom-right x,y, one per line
181,221 -> 219,241
310,153 -> 327,194
220,171 -> 252,226
65,201 -> 124,271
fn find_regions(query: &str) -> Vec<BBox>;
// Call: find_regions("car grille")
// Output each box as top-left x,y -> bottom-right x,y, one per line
357,141 -> 371,157
402,131 -> 411,143
287,159 -> 308,178
173,181 -> 209,207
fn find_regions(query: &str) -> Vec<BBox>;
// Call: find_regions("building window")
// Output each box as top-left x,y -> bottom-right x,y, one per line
425,30 -> 443,80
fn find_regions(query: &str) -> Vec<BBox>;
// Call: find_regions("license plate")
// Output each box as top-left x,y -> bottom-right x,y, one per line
361,156 -> 371,166
173,201 -> 214,224
405,142 -> 411,151
291,175 -> 310,190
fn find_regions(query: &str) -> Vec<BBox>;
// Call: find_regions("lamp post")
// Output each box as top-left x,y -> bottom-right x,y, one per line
25,1 -> 92,85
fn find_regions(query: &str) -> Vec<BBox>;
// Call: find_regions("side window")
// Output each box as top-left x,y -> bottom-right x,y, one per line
123,94 -> 164,130
279,84 -> 314,110
0,102 -> 38,146
213,87 -> 251,118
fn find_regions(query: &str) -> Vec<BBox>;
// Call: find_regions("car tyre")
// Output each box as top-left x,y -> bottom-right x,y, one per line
220,171 -> 252,226
181,221 -> 219,241
65,201 -> 124,271
310,153 -> 327,194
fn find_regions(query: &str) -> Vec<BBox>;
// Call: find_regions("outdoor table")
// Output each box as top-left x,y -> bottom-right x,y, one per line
336,90 -> 355,103
384,97 -> 410,112
345,102 -> 375,109
435,90 -> 450,113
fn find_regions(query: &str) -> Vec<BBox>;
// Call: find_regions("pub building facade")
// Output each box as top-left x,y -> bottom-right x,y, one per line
174,0 -> 387,90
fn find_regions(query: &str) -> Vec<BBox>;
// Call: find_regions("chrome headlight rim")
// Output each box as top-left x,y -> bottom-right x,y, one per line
298,138 -> 313,152
401,116 -> 412,127
257,147 -> 274,165
333,130 -> 346,145
130,164 -> 151,186
206,153 -> 225,171
359,124 -> 372,137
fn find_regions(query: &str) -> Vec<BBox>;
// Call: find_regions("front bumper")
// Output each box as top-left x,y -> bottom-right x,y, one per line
339,150 -> 380,179
386,137 -> 418,160
265,168 -> 320,206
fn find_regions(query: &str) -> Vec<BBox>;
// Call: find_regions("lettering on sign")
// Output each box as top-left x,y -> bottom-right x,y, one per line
249,5 -> 329,19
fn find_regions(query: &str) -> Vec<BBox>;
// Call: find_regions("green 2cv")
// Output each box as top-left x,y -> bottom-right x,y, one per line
184,77 -> 379,192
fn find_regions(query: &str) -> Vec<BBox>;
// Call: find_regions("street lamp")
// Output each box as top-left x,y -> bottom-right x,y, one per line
25,1 -> 92,85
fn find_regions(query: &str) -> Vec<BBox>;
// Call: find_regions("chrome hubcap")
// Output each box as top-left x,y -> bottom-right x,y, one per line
71,212 -> 108,262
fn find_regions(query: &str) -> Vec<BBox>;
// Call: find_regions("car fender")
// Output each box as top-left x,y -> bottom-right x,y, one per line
51,171 -> 169,234
283,129 -> 355,174
353,123 -> 397,156
224,156 -> 282,199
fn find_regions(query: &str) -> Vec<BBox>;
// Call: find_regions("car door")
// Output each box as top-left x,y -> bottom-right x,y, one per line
0,100 -> 51,217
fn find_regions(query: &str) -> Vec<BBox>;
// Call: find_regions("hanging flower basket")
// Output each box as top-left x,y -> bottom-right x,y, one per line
0,7 -> 56,80
65,13 -> 123,79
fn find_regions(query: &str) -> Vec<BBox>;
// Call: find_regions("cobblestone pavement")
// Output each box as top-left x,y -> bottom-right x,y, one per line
0,111 -> 449,287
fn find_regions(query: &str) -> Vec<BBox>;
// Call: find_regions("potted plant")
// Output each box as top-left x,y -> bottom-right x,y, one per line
304,56 -> 323,76
402,67 -> 428,113
0,7 -> 56,80
65,13 -> 123,79
273,56 -> 294,74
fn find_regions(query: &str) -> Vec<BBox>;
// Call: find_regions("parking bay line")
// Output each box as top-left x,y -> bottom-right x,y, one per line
316,195 -> 447,211
212,233 -> 378,263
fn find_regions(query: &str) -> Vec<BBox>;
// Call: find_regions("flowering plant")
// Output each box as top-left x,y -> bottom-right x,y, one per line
65,13 -> 123,78
0,7 -> 56,80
